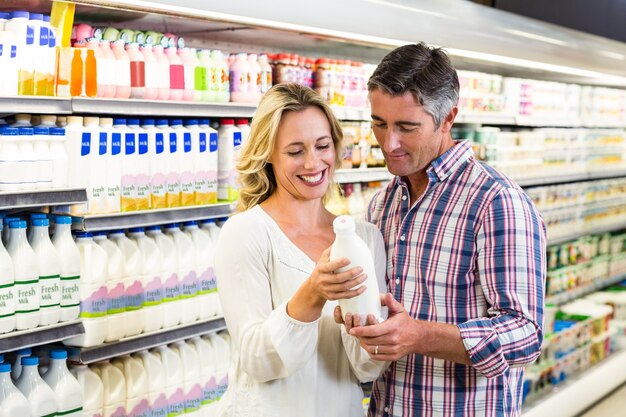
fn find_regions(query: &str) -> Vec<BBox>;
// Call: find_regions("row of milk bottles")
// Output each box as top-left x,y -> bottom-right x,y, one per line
62,219 -> 223,347
74,334 -> 230,417
0,348 -> 82,417
0,214 -> 80,334
0,115 -> 68,191
0,11 -> 57,96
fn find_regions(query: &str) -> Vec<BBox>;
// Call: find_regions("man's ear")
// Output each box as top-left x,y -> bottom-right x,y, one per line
440,107 -> 458,134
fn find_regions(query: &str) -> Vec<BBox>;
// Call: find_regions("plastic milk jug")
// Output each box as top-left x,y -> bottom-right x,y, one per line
71,364 -> 104,417
189,336 -> 218,416
42,349 -> 83,417
0,223 -> 15,334
15,356 -> 58,417
200,218 -> 222,245
330,215 -> 382,323
0,362 -> 29,417
154,345 -> 185,417
49,127 -> 69,189
217,119 -> 242,201
63,231 -> 107,347
10,348 -> 31,382
51,216 -> 81,322
112,355 -> 150,417
172,341 -> 202,417
93,232 -> 127,342
64,115 -> 86,189
145,226 -> 181,328
165,224 -> 199,323
30,218 -> 61,325
128,227 -> 164,333
109,230 -> 145,336
205,333 -> 230,404
184,221 -> 218,319
7,220 -> 40,330
93,361 -> 126,417
134,350 -> 168,417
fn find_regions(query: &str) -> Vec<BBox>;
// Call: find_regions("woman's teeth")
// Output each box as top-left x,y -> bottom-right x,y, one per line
299,172 -> 323,183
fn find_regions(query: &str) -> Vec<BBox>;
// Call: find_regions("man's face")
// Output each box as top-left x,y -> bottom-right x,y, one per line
370,89 -> 456,180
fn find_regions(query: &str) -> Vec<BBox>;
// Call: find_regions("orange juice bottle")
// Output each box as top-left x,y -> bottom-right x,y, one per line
84,48 -> 98,97
70,48 -> 83,97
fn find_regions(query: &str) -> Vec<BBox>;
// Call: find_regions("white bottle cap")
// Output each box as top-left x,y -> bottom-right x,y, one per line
333,215 -> 355,234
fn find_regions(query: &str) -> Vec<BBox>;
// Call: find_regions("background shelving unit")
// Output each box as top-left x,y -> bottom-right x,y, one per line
0,321 -> 84,354
0,189 -> 88,211
0,96 -> 71,116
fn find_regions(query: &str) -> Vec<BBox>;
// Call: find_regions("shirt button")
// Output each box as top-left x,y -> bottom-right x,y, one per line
401,195 -> 407,201
395,278 -> 400,284
400,235 -> 406,241
384,406 -> 390,412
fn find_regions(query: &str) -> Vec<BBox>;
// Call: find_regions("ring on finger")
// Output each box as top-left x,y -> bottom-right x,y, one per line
374,345 -> 379,355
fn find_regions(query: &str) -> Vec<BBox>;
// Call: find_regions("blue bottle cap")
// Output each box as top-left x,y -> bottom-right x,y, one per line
54,215 -> 72,225
21,356 -> 38,366
49,349 -> 68,359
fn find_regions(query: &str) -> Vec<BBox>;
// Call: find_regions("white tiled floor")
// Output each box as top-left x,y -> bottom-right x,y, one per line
578,383 -> 626,416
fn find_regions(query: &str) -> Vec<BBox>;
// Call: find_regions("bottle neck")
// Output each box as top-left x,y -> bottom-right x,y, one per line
9,228 -> 26,246
55,223 -> 71,239
0,372 -> 11,386
31,225 -> 50,243
19,365 -> 39,381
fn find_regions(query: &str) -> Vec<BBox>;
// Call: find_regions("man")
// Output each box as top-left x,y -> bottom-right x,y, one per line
348,43 -> 546,416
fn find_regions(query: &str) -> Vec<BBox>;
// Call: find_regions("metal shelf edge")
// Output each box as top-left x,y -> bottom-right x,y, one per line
548,221 -> 626,245
0,189 -> 88,210
0,321 -> 85,354
545,273 -> 626,306
517,170 -> 626,188
73,317 -> 226,364
0,96 -> 72,115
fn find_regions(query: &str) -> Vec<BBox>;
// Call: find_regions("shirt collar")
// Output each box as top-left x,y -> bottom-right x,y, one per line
428,140 -> 473,182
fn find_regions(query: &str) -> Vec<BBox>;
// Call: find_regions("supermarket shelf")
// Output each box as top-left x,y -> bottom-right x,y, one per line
332,107 -> 370,121
548,220 -> 626,246
0,96 -> 72,115
545,273 -> 626,306
71,317 -> 226,364
334,168 -> 393,183
71,98 -> 257,118
515,116 -> 581,128
74,202 -> 236,231
517,170 -> 626,187
456,112 -> 516,125
522,349 -> 626,417
0,321 -> 84,354
0,189 -> 88,211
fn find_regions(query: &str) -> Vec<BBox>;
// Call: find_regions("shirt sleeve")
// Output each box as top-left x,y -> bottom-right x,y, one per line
215,215 -> 320,383
340,222 -> 390,382
457,187 -> 546,379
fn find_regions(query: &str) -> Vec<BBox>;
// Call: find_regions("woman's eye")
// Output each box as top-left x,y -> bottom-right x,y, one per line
287,150 -> 303,156
317,144 -> 331,150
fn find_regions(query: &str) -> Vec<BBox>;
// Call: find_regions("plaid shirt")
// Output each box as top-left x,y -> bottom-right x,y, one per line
367,141 -> 546,417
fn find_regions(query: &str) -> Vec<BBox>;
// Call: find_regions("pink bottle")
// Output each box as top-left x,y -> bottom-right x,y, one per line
141,45 -> 158,100
86,38 -> 107,98
178,47 -> 196,102
98,40 -> 117,98
152,45 -> 170,101
126,42 -> 146,99
229,52 -> 250,103
165,47 -> 184,101
111,40 -> 131,99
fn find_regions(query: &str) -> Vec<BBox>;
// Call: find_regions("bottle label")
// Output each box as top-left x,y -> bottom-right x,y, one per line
15,280 -> 39,314
199,132 -> 207,153
125,133 -> 136,155
107,282 -> 126,314
233,131 -> 242,148
168,388 -> 186,416
99,132 -> 107,155
229,69 -> 246,93
81,132 -> 91,156
130,60 -> 146,88
79,285 -> 108,318
180,271 -> 198,299
0,45 -> 3,57
57,406 -> 83,417
39,275 -> 61,309
11,45 -> 16,59
203,377 -> 218,405
125,279 -> 145,311
60,275 -> 80,309
199,266 -> 216,294
183,133 -> 192,153
185,384 -> 203,412
39,26 -> 49,47
0,282 -> 15,318
195,66 -> 207,91
26,25 -> 34,45
152,393 -> 168,417
169,132 -> 177,153
110,406 -> 125,417
144,275 -> 163,306
111,133 -> 122,155
209,133 -> 218,152
151,172 -> 167,204
217,375 -> 229,400
156,132 -> 165,154
128,398 -> 150,417
170,64 -> 185,90
138,133 -> 148,155
163,273 -> 180,302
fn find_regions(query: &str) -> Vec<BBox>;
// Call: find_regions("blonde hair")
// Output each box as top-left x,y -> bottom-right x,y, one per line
236,83 -> 343,212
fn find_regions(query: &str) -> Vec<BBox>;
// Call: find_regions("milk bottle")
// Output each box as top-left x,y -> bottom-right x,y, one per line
63,231 -> 107,347
32,127 -> 53,189
165,224 -> 199,323
114,118 -> 137,212
109,230 -> 145,336
0,222 -> 15,334
0,31 -> 19,97
129,119 -> 150,210
134,350 -> 167,417
86,37 -> 110,98
172,119 -> 194,206
77,116 -> 101,215
217,119 -> 242,201
235,119 -> 251,148
30,218 -> 61,325
164,120 -> 181,207
71,364 -> 104,417
154,345 -> 185,417
5,11 -> 35,96
229,53 -> 249,102
247,54 -> 262,102
211,50 -> 230,102
17,127 -> 37,189
0,362 -> 29,417
200,219 -> 222,245
89,117 -> 108,214
2,217 -> 20,247
15,356 -> 58,417
186,119 -> 208,205
51,216 -> 81,322
152,45 -> 170,101
172,341 -> 202,417
93,360 -> 126,417
128,227 -> 164,333
27,213 -> 47,243
145,226 -> 181,328
197,49 -> 214,102
112,355 -> 150,417
111,40 -> 131,99
11,348 -> 31,382
205,333 -> 230,404
93,232 -> 127,342
189,336 -> 217,416
42,349 -> 83,417
330,215 -> 382,322
49,127 -> 69,189
184,221 -> 217,319
0,128 -> 21,192
7,220 -> 40,330
199,119 -> 219,204
258,53 -> 272,95
104,118 -> 122,213
145,119 -> 167,209
141,45 -> 158,100
64,115 -> 86,189
99,40 -> 117,98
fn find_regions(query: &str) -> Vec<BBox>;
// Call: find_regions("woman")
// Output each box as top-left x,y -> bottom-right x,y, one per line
215,83 -> 388,416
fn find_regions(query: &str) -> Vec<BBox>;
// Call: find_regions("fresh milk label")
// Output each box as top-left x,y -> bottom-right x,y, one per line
39,274 -> 61,309
79,285 -> 108,318
168,388 -> 186,416
15,280 -> 39,314
152,393 -> 168,417
60,275 -> 80,309
125,279 -> 145,311
163,272 -> 180,302
107,282 -> 126,315
203,377 -> 218,405
0,282 -> 15,318
198,266 -> 216,295
128,398 -> 150,417
185,384 -> 203,413
144,275 -> 163,307
179,271 -> 198,299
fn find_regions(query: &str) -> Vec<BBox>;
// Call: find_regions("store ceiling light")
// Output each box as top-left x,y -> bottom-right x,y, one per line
502,29 -> 569,47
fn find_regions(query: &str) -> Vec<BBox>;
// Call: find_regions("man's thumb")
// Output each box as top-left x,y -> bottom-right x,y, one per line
383,293 -> 404,314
